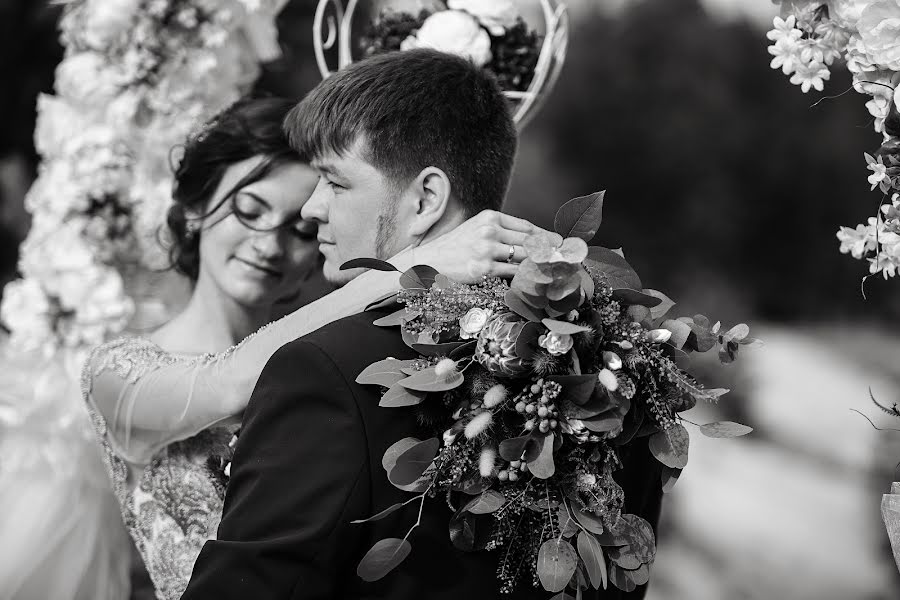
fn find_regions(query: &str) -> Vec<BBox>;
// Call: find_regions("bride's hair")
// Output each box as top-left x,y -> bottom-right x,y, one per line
165,97 -> 298,280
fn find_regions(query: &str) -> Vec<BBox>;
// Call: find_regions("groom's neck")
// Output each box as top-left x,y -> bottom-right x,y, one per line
419,204 -> 467,246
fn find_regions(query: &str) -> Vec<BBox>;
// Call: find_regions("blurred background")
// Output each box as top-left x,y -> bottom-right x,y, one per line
3,0 -> 900,598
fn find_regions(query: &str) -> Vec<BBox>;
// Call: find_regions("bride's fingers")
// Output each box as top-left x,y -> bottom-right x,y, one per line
496,212 -> 538,234
496,228 -> 531,248
493,242 -> 526,264
489,260 -> 519,280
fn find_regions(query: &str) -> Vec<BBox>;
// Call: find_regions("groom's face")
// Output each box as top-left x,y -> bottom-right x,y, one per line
302,139 -> 409,286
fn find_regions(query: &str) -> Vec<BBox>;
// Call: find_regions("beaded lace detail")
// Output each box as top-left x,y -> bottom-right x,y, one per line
82,337 -> 237,600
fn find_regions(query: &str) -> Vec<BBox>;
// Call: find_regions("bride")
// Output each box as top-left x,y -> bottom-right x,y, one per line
81,96 -> 537,599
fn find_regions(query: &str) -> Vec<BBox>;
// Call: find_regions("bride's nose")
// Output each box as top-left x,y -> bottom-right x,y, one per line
250,230 -> 285,260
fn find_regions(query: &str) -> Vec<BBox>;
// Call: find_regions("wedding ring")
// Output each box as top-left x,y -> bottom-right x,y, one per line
506,245 -> 516,263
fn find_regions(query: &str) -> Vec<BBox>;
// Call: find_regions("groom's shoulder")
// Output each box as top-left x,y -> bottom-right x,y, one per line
277,308 -> 416,376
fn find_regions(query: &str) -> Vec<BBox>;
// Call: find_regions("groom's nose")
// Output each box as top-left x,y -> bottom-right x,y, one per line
301,178 -> 330,224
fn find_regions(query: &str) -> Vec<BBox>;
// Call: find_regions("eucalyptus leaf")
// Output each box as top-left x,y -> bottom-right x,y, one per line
351,502 -> 405,524
499,434 -> 540,462
379,383 -> 426,408
389,438 -> 439,486
584,247 -> 641,290
527,433 -> 556,479
542,318 -> 592,335
341,258 -> 399,272
577,531 -> 608,590
648,424 -> 689,469
373,308 -> 421,327
607,545 -> 641,570
548,374 -> 599,407
449,510 -> 493,551
549,594 -> 575,600
644,289 -> 675,320
553,191 -> 605,241
611,288 -> 663,308
660,466 -> 682,493
365,292 -> 399,311
661,319 -> 692,351
505,289 -> 545,322
357,538 -> 411,582
571,505 -> 605,535
448,340 -> 478,360
356,358 -> 417,387
537,538 -> 578,593
399,265 -> 439,290
398,366 -> 464,392
463,490 -> 506,515
608,564 -> 638,593
557,503 -> 580,538
699,421 -> 753,438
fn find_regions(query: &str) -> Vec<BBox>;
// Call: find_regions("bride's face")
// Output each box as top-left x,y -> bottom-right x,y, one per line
195,157 -> 321,309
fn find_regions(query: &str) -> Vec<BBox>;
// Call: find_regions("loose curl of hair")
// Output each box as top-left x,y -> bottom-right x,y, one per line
165,96 -> 301,281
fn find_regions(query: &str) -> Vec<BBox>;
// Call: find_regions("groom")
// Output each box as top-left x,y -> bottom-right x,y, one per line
182,49 -> 662,599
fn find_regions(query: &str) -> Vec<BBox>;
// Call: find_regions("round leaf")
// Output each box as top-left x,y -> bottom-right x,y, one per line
357,538 -> 411,582
537,538 -> 578,592
504,289 -> 545,322
699,421 -> 753,438
389,438 -> 439,486
648,424 -> 689,469
584,247 -> 642,290
499,434 -> 541,462
410,341 -> 470,358
527,433 -> 556,479
463,490 -> 506,515
449,511 -> 492,551
577,531 -> 608,590
607,545 -> 641,570
373,309 -> 421,327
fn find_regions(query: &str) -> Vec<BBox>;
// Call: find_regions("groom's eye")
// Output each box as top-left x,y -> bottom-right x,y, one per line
325,179 -> 345,191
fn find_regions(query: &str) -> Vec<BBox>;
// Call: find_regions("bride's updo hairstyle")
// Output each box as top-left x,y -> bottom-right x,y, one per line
166,97 -> 299,280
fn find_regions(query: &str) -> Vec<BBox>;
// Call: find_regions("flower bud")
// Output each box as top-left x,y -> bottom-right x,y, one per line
479,447 -> 497,477
443,428 -> 459,446
434,358 -> 458,378
647,329 -> 672,344
598,368 -> 619,391
465,411 -> 493,439
483,384 -> 507,409
603,351 -> 622,371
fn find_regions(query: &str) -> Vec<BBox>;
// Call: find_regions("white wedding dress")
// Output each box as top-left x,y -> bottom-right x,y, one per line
81,269 -> 399,600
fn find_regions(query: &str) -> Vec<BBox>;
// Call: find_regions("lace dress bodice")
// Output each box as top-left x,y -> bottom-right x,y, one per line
83,338 -> 237,600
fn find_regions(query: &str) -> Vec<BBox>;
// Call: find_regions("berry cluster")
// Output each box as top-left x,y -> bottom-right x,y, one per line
514,378 -> 562,434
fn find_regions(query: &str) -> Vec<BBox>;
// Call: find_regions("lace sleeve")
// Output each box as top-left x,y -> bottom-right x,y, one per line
82,267 -> 401,468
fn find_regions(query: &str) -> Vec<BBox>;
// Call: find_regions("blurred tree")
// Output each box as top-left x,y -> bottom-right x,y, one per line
507,0 -> 900,322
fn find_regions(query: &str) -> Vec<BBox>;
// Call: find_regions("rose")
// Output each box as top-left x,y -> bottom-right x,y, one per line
459,307 -> 492,339
447,0 -> 518,36
538,331 -> 574,356
858,1 -> 900,71
400,10 -> 492,68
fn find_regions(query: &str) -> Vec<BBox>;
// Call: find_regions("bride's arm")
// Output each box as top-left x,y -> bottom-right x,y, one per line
85,211 -> 538,466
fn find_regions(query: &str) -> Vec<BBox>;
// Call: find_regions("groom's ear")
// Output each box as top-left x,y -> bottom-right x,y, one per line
403,166 -> 453,237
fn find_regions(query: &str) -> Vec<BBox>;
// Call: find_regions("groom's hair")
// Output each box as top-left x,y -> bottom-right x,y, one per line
284,49 -> 517,215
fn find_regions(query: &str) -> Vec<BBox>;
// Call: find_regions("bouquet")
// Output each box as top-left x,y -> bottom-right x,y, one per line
347,192 -> 758,595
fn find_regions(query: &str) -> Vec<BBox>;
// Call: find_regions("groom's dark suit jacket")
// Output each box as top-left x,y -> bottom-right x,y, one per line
182,307 -> 663,600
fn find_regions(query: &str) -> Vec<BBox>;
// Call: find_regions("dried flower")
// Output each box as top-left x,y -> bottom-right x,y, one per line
465,411 -> 493,439
538,331 -> 574,356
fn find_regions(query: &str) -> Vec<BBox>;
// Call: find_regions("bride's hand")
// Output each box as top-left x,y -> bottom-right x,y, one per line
395,210 -> 544,284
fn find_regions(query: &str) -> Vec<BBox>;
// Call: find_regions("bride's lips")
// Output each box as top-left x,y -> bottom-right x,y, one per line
234,257 -> 282,278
